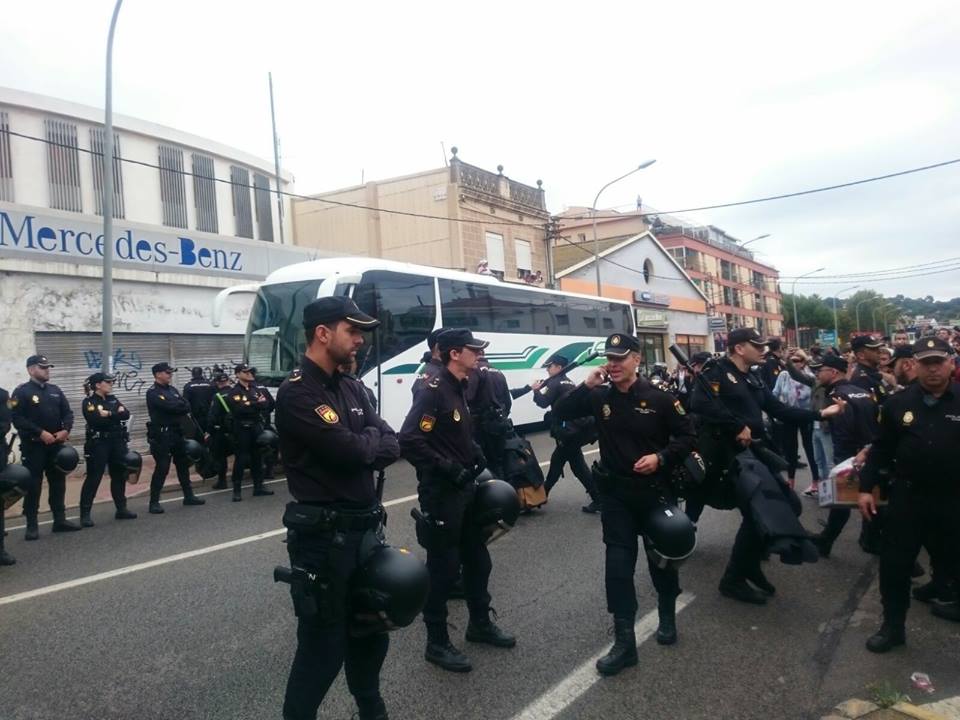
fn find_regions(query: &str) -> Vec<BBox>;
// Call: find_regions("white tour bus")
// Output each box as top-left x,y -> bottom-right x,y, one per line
214,257 -> 636,431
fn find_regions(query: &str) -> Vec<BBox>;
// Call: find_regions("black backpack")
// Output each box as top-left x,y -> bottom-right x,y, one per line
500,434 -> 545,489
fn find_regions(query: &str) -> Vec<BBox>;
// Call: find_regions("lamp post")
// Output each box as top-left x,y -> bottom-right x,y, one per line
871,304 -> 890,333
832,285 -> 859,347
855,297 -> 873,333
791,267 -> 824,346
101,0 -> 124,374
882,307 -> 900,336
592,160 -> 656,295
739,233 -> 770,249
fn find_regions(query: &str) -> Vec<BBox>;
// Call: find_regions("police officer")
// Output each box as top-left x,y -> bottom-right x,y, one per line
849,335 -> 894,402
256,379 -> 279,480
399,328 -> 516,673
183,367 -> 216,434
79,372 -> 138,526
691,328 -> 845,604
1,384 -> 25,564
554,333 -> 697,674
145,362 -> 206,514
225,363 -> 275,502
533,353 -> 601,512
275,295 -> 399,720
411,327 -> 448,397
206,372 -> 234,490
859,337 -> 960,651
466,350 -> 513,478
10,355 -> 80,538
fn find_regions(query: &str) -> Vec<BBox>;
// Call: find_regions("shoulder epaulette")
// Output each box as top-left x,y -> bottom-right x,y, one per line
288,368 -> 303,382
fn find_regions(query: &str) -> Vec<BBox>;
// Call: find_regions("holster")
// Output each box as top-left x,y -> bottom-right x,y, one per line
411,507 -> 450,552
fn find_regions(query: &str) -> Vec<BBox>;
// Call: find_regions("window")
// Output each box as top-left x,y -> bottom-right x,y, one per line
642,258 -> 653,284
44,118 -> 82,212
253,173 -> 274,242
674,334 -> 707,357
246,279 -> 324,383
158,144 -> 188,228
637,333 -> 665,375
577,233 -> 586,243
485,232 -> 505,277
0,111 -> 13,202
515,238 -> 532,277
90,128 -> 125,218
230,166 -> 253,238
720,259 -> 733,282
352,271 -> 437,372
192,153 -> 218,233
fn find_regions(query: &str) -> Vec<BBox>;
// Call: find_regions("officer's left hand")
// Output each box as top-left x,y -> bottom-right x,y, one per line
531,380 -> 544,391
857,492 -> 877,520
54,430 -> 69,442
821,397 -> 847,418
633,453 -> 660,475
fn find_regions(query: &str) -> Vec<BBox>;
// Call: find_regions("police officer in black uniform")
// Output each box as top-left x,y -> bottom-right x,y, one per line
206,372 -> 234,490
275,296 -> 399,720
183,367 -> 216,434
554,333 -> 697,674
859,337 -> 960,651
79,372 -> 138,526
257,379 -> 279,480
400,328 -> 516,673
225,363 -> 275,502
849,335 -> 893,403
1,384 -> 28,564
10,355 -> 80,538
411,327 -> 448,397
145,362 -> 206,514
534,353 -> 600,512
692,328 -> 845,604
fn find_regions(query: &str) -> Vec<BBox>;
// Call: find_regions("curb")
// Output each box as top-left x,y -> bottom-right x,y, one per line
823,699 -> 951,720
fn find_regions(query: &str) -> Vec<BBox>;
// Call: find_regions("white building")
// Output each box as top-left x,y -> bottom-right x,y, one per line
0,87 -> 319,448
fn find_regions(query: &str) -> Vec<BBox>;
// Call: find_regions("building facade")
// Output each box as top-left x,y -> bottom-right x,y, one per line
0,87 -> 314,450
292,148 -> 551,285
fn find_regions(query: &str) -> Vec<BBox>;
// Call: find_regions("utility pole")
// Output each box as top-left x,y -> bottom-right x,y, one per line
269,72 -> 285,244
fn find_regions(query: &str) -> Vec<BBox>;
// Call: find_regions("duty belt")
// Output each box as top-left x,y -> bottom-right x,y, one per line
90,430 -> 125,440
291,502 -> 384,532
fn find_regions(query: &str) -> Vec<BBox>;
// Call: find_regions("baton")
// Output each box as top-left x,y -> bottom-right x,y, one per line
534,350 -> 600,387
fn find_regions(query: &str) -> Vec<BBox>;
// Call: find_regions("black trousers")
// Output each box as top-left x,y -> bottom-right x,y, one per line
725,509 -> 765,582
544,442 -> 597,499
880,486 -> 960,628
417,475 -> 492,634
782,420 -> 819,481
20,442 -> 67,518
231,423 -> 263,489
80,438 -> 128,510
282,522 -> 388,720
600,488 -> 680,617
149,431 -> 192,500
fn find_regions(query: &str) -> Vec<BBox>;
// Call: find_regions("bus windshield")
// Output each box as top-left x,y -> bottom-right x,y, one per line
246,279 -> 323,385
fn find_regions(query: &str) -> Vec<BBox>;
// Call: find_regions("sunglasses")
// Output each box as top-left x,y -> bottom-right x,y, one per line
791,358 -> 804,364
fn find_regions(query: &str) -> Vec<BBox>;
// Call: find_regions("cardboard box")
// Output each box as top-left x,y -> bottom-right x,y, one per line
818,462 -> 887,508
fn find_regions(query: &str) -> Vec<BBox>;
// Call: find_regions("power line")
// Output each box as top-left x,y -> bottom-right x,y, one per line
779,256 -> 960,280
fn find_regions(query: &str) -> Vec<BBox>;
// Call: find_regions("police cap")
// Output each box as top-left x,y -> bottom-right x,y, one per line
427,327 -> 449,350
541,353 -> 569,368
152,362 -> 177,374
234,363 -> 257,375
850,335 -> 884,351
87,372 -> 114,386
913,336 -> 952,360
26,354 -> 54,368
603,333 -> 640,358
819,354 -> 848,372
437,328 -> 489,352
727,327 -> 767,349
690,351 -> 713,366
891,345 -> 915,362
302,296 -> 379,330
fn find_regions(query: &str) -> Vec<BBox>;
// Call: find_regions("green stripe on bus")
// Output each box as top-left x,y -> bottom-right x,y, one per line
383,363 -> 422,375
490,347 -> 549,370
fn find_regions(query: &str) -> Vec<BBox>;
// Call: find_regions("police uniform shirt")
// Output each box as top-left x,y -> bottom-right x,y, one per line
399,366 -> 478,470
207,388 -> 232,431
692,356 -> 819,441
849,363 -> 888,404
533,373 -> 577,411
183,379 -> 216,416
225,382 -> 272,423
82,393 -> 130,432
860,381 -> 960,495
255,383 -> 277,420
760,353 -> 784,390
553,376 -> 696,478
275,356 -> 399,505
412,357 -> 444,397
466,361 -> 510,417
10,379 -> 74,441
823,381 -> 878,461
145,383 -> 191,425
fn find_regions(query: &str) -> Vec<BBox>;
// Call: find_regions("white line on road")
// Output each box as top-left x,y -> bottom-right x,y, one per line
0,493 -> 420,607
509,594 -> 695,720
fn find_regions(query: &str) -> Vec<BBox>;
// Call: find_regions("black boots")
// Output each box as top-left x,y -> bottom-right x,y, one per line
51,513 -> 81,533
252,482 -> 274,497
356,695 -> 388,720
582,498 -> 601,514
183,492 -> 206,507
596,616 -> 638,676
80,506 -> 95,528
232,483 -> 242,502
0,548 -> 14,566
149,493 -> 164,514
719,575 -> 768,605
425,625 -> 472,673
866,623 -> 906,653
115,504 -> 137,520
656,595 -> 678,646
465,619 -> 517,648
745,567 -> 776,596
211,475 -> 227,490
24,516 -> 39,540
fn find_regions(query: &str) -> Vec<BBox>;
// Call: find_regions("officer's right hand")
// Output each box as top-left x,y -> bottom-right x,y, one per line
40,430 -> 56,445
98,408 -> 111,418
735,425 -> 752,447
531,380 -> 544,392
857,491 -> 877,521
585,367 -> 607,389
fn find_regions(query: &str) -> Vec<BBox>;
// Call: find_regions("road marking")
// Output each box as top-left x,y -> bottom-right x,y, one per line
509,594 -> 695,720
0,493 -> 420,607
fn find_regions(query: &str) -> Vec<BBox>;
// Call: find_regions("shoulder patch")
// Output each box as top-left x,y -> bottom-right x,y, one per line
86,403 -> 95,412
427,378 -> 440,389
9,397 -> 18,408
315,404 -> 340,424
710,381 -> 720,395
419,414 -> 436,432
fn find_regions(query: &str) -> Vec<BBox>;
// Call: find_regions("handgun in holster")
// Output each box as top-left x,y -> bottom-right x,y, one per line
273,564 -> 335,620
411,507 -> 448,551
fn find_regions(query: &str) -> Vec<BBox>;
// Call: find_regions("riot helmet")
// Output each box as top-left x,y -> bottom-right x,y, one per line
53,445 -> 80,474
349,545 -> 429,637
0,464 -> 32,510
256,428 -> 280,450
470,478 -> 521,544
123,449 -> 143,485
182,438 -> 204,465
643,502 -> 697,568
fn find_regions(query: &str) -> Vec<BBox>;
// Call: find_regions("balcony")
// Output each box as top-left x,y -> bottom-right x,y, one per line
450,150 -> 546,213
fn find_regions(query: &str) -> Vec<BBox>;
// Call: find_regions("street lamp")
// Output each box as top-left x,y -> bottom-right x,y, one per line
855,297 -> 874,333
871,304 -> 891,333
882,307 -> 900,335
832,285 -> 859,347
592,160 -> 656,295
739,233 -> 770,249
791,267 -> 824,346
101,0 -> 124,374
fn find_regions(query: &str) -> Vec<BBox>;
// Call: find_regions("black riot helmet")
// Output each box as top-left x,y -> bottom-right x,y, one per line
256,428 -> 280,450
0,463 -> 32,510
349,545 -> 430,637
671,451 -> 707,494
123,449 -> 143,485
474,468 -> 496,483
470,478 -> 521,544
643,502 -> 697,568
182,438 -> 204,465
53,445 -> 80,474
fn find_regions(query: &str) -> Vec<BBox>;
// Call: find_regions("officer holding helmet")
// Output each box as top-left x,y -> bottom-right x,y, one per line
400,328 -> 516,674
79,372 -> 138,526
225,363 -> 275,502
10,354 -> 80,538
554,332 -> 697,676
859,336 -> 960,651
274,296 -> 402,720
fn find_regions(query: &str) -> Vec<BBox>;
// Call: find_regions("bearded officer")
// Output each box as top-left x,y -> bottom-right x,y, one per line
399,328 -> 516,673
275,296 -> 399,720
859,336 -> 960,651
554,333 -> 697,674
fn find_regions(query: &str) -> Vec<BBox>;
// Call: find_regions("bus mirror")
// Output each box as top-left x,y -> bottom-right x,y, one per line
212,283 -> 262,327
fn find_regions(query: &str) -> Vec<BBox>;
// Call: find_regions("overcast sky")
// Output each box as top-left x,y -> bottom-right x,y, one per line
3,1 -> 960,298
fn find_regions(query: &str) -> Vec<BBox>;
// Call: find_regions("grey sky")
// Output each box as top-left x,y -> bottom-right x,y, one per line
3,0 -> 959,298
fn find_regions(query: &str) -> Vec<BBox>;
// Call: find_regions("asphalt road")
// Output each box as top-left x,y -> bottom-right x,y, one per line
1,431 -> 957,720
